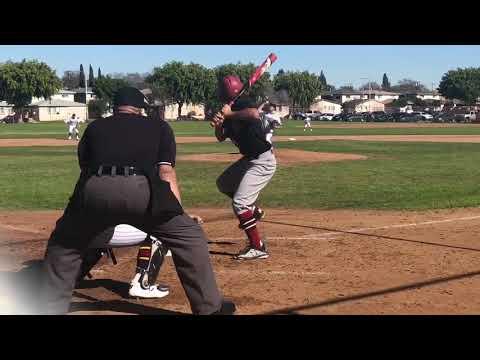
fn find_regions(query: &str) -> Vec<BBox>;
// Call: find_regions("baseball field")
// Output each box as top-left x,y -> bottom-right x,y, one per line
2,120 -> 480,314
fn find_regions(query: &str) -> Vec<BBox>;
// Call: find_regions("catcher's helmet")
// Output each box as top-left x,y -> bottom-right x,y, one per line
218,75 -> 243,102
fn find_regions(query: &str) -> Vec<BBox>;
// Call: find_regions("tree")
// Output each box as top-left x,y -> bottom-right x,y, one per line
392,94 -> 427,107
273,70 -> 323,113
62,70 -> 80,89
390,78 -> 428,93
0,60 -> 62,121
319,71 -> 327,87
359,81 -> 382,91
325,84 -> 335,92
382,73 -> 391,90
147,61 -> 217,118
88,98 -> 108,118
88,64 -> 95,87
97,67 -> 102,79
438,67 -> 480,105
92,75 -> 129,109
79,64 -> 85,88
338,85 -> 355,91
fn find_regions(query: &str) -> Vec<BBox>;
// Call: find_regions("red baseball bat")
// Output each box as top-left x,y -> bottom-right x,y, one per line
210,53 -> 278,126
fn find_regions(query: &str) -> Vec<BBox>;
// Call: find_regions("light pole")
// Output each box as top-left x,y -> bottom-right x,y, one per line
85,78 -> 88,122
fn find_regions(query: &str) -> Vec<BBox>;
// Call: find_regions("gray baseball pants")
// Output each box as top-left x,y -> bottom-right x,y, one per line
216,150 -> 277,215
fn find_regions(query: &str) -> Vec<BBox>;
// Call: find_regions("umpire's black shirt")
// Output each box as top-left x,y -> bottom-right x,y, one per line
76,113 -> 182,217
78,113 -> 176,169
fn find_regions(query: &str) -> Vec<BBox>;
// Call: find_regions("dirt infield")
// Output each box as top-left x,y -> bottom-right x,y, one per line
2,207 -> 480,315
178,149 -> 367,165
4,134 -> 480,148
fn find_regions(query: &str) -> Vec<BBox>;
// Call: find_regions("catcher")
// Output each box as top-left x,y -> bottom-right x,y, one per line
77,215 -> 204,299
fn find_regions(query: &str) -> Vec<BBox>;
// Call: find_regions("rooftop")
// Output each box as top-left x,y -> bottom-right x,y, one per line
30,99 -> 87,107
313,98 -> 341,105
332,89 -> 400,96
343,99 -> 384,106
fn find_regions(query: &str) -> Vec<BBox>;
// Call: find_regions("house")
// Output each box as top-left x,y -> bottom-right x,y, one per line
343,99 -> 385,113
309,99 -> 342,114
72,87 -> 96,104
328,89 -> 399,104
28,99 -> 87,122
266,91 -> 290,118
164,103 -> 205,120
401,91 -> 444,101
0,101 -> 15,120
31,89 -> 79,104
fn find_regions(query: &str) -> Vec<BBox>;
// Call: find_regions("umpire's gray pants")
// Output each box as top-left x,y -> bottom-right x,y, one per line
41,175 -> 223,315
216,150 -> 277,215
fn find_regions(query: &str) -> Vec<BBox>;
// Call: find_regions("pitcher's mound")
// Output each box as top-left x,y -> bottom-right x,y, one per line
178,149 -> 367,165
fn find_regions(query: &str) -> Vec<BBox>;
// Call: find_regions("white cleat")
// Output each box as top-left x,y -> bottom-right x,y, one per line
129,274 -> 169,298
234,244 -> 269,260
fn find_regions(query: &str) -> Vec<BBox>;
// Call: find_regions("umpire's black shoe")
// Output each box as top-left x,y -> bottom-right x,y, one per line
212,300 -> 237,315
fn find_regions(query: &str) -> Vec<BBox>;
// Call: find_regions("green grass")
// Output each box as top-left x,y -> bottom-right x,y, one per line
2,141 -> 480,211
4,120 -> 480,139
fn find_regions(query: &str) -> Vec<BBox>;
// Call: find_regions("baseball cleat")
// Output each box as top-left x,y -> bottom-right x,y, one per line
129,274 -> 169,299
234,243 -> 269,260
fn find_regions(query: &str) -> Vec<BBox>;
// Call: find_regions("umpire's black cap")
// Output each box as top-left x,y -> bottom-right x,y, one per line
113,87 -> 150,109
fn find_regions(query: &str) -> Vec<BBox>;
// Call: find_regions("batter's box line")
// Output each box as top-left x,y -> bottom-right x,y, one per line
262,216 -> 480,253
298,215 -> 480,240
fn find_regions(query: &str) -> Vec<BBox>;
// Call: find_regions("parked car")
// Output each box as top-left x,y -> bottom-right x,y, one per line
319,113 -> 335,121
293,112 -> 306,120
412,111 -> 433,121
332,114 -> 347,121
433,112 -> 454,123
1,115 -> 16,124
345,113 -> 366,122
453,111 -> 476,122
372,113 -> 391,122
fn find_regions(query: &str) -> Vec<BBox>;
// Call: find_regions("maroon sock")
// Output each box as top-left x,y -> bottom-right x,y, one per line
136,242 -> 152,272
238,210 -> 263,249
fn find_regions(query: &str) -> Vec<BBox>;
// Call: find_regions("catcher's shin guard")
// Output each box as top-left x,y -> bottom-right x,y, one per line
135,236 -> 167,289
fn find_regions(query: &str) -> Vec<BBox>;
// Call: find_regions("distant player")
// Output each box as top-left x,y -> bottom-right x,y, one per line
303,114 -> 312,132
64,113 -> 82,140
260,103 -> 282,144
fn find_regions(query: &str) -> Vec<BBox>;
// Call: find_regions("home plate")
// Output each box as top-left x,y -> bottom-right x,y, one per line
288,138 -> 296,141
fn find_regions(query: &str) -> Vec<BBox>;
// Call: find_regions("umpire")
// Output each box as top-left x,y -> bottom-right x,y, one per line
40,87 -> 235,315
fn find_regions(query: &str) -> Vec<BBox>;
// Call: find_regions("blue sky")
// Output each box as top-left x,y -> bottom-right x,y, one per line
0,45 -> 479,89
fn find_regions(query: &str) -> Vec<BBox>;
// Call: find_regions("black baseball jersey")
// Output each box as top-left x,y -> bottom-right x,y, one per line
222,98 -> 272,158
